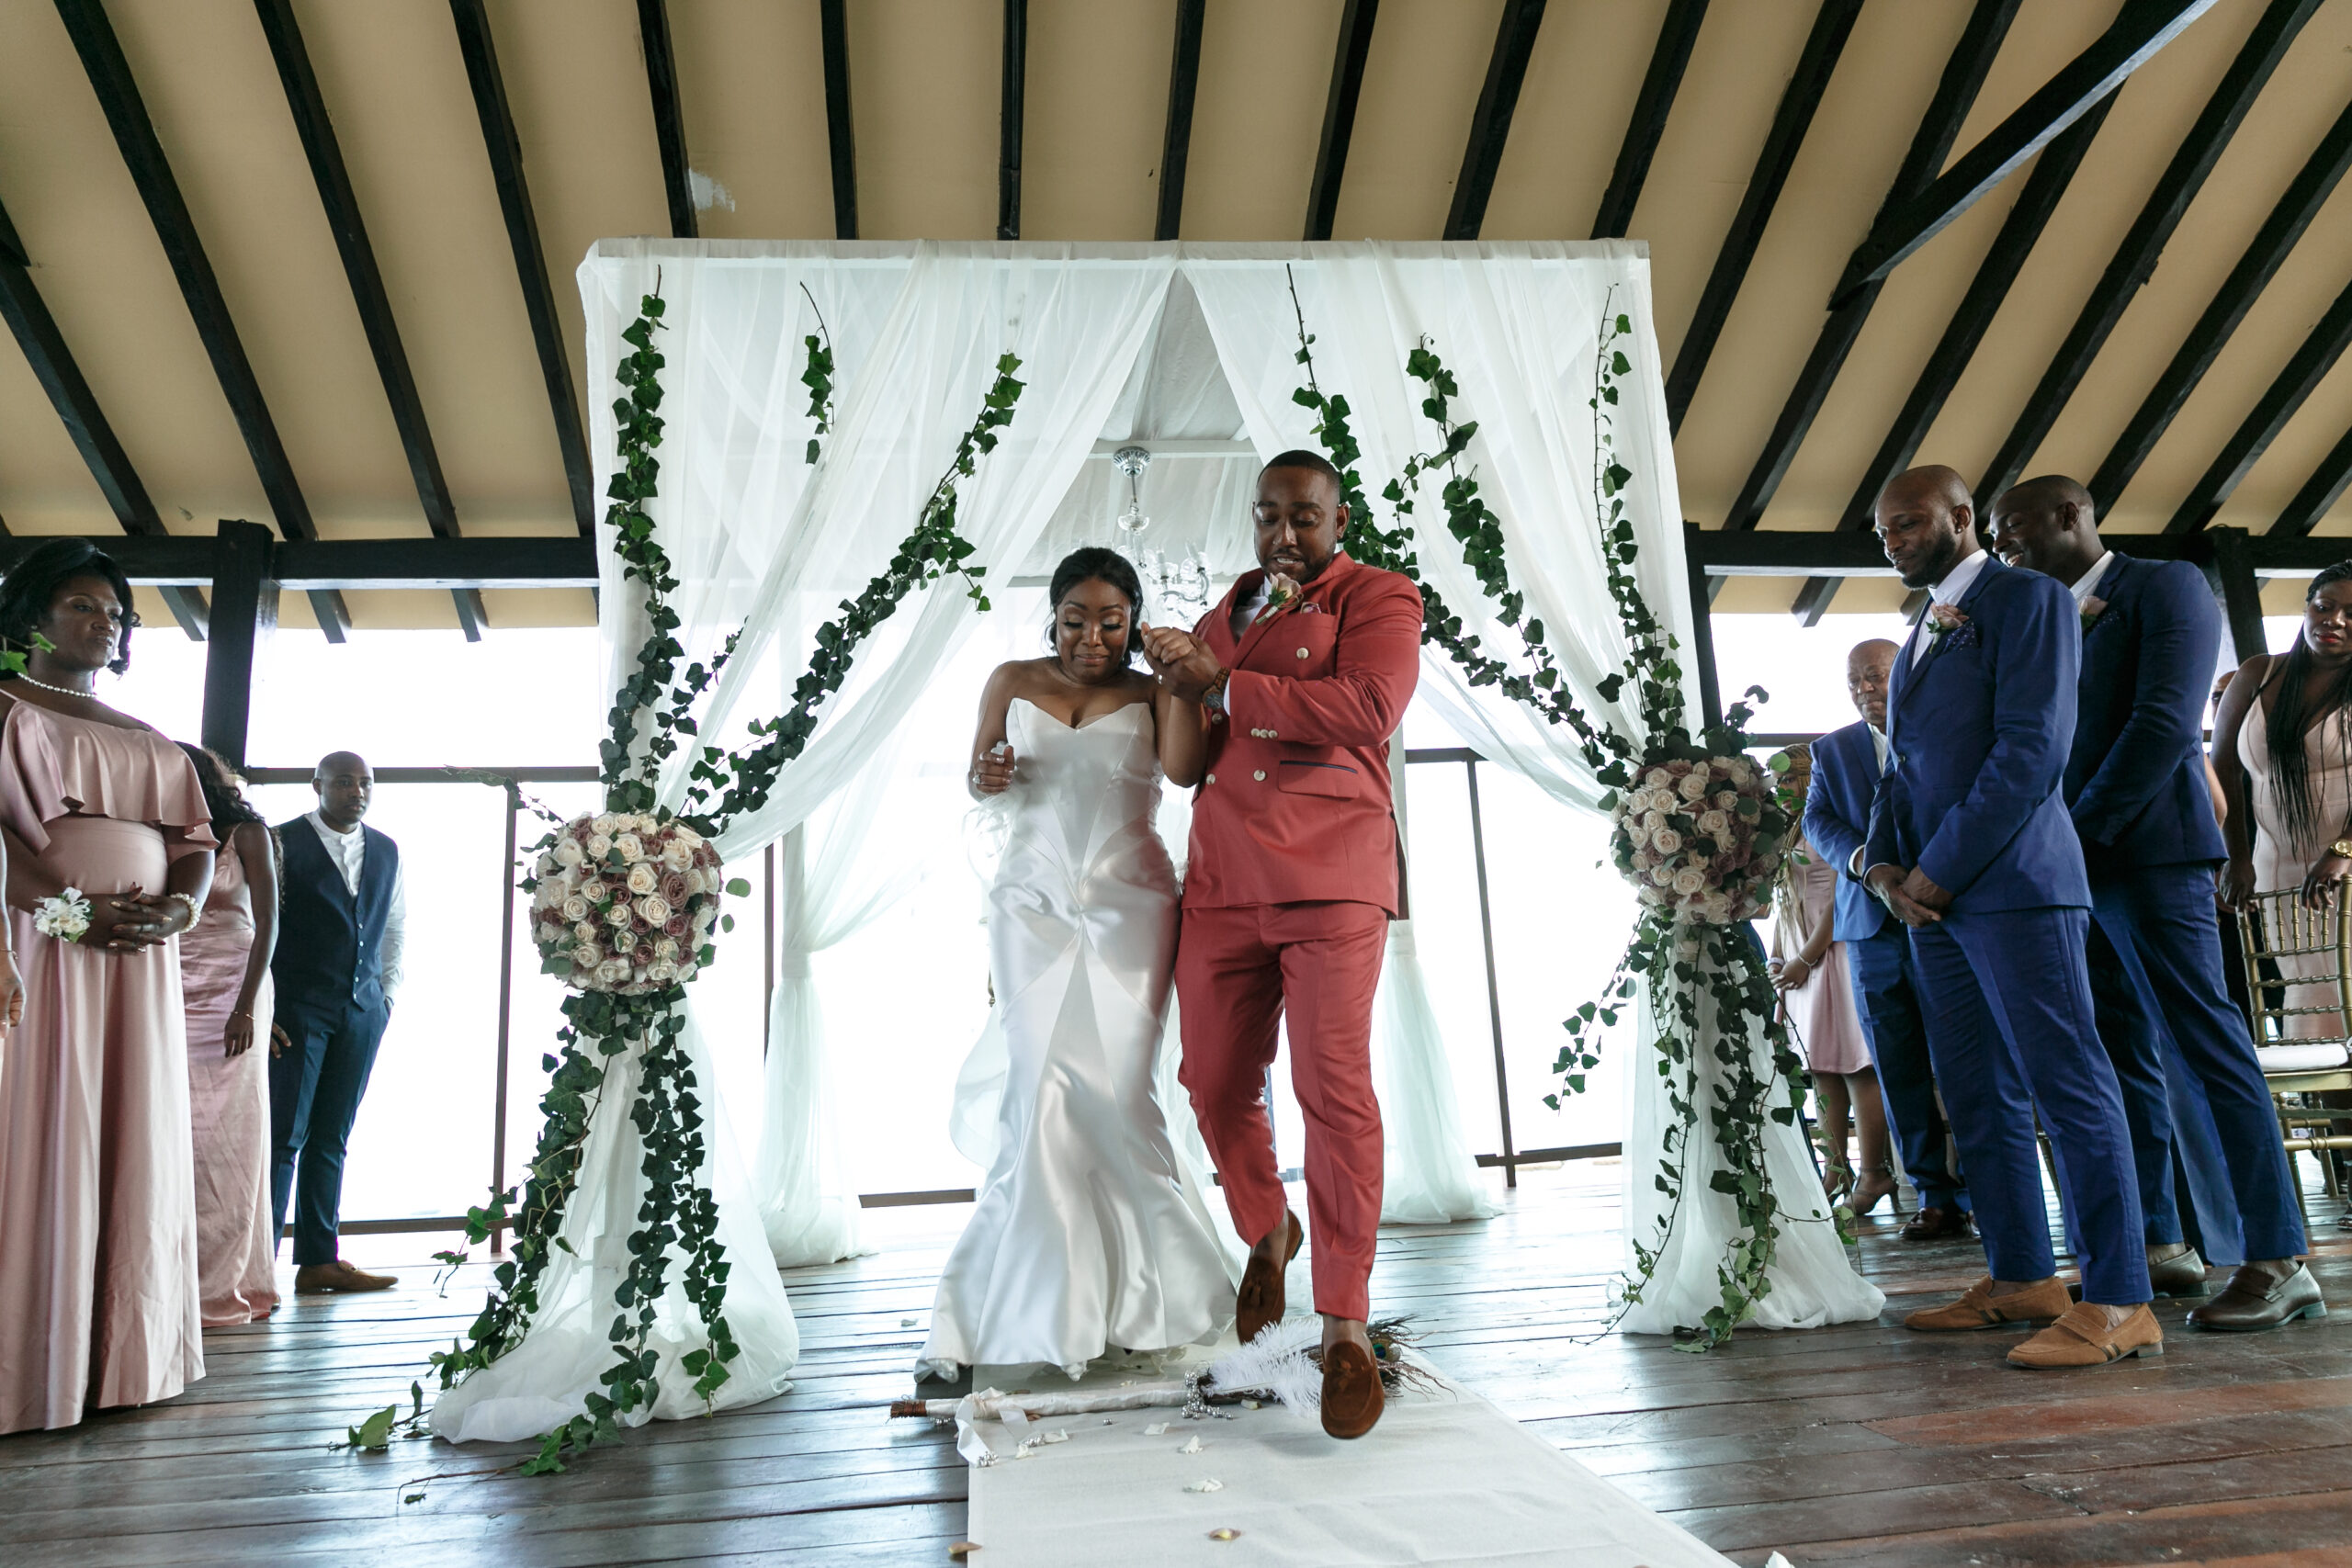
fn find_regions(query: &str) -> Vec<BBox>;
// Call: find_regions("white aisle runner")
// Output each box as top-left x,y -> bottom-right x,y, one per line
962,1375 -> 1735,1567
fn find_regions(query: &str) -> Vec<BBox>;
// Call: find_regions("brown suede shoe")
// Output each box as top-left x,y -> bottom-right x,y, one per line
2188,1261 -> 2325,1332
1235,1212 -> 1302,1345
1318,1339 -> 1384,1439
2007,1303 -> 2162,1368
1904,1274 -> 2070,1332
295,1259 -> 396,1294
1900,1205 -> 1973,1242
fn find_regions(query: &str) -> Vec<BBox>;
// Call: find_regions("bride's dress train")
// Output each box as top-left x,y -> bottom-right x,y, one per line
921,697 -> 1235,1379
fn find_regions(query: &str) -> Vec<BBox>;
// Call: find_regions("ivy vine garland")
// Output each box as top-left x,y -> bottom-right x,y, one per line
1283,278 -> 1815,1350
415,289 -> 1022,1473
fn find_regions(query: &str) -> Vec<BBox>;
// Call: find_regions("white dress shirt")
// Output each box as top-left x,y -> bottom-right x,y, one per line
305,810 -> 405,1001
1911,547 -> 1994,666
2069,549 -> 2116,607
1869,724 -> 1891,774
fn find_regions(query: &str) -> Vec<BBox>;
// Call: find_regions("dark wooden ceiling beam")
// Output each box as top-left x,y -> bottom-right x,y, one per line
0,193 -> 217,637
1977,0 -> 2318,508
1831,0 -> 2219,305
449,0 -> 594,543
1305,0 -> 1379,243
1791,96 -> 2119,624
1661,0 -> 1861,434
998,0 -> 1027,241
2165,273 -> 2352,534
1154,0 -> 1206,241
636,0 -> 696,241
1690,521 -> 2351,578
254,0 -> 479,640
1720,0 -> 2018,533
2086,95 -> 2352,513
1443,0 -> 1547,242
0,533 -> 599,590
2268,419 -> 2352,537
820,0 -> 857,240
55,0 -> 347,641
1589,0 -> 1709,241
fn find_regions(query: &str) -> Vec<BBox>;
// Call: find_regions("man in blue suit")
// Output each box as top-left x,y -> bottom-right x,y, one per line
1804,637 -> 1972,1237
1862,465 -> 2156,1368
1991,475 -> 2320,1331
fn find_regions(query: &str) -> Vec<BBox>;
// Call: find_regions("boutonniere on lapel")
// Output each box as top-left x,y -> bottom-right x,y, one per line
1924,602 -> 1979,652
2080,595 -> 2109,632
1250,571 -> 1303,628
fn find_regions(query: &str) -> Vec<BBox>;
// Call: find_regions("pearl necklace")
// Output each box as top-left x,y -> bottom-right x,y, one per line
13,673 -> 98,699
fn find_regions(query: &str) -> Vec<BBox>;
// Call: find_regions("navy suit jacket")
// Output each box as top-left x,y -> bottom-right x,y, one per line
2064,551 -> 2226,868
1804,718 -> 1888,942
1865,554 -> 2090,912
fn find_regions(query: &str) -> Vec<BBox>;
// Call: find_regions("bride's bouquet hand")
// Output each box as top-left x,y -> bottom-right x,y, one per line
970,741 -> 1016,796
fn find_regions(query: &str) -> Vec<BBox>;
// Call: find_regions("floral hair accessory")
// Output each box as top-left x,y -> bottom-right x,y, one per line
34,886 -> 91,943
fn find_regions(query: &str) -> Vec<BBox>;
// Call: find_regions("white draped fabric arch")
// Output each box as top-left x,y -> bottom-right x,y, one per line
441,240 -> 1874,1440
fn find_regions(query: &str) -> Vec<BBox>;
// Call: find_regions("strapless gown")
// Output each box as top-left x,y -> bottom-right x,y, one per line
920,697 -> 1235,1378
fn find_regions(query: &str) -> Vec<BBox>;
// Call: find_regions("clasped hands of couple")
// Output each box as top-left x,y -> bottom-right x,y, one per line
965,619 -> 1233,797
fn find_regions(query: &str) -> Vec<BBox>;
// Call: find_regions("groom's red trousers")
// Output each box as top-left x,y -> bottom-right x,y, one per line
1177,900 -> 1388,1324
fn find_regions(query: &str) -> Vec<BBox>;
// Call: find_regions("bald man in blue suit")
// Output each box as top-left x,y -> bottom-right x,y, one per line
1862,466 -> 2155,1369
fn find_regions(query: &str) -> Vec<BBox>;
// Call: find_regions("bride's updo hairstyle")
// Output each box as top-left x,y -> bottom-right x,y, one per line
1045,546 -> 1145,669
0,536 -> 137,676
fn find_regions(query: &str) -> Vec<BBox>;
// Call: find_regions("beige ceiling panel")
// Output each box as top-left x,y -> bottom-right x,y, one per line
485,0 -> 670,435
0,3 -> 266,533
480,587 -> 598,626
1712,574 -> 1907,617
2019,0 -> 2352,513
1669,2 -> 1983,533
845,0 -> 997,240
0,300 -> 114,535
107,0 -> 423,534
1326,0 -> 1502,242
1023,0 -> 1173,242
667,0 -> 835,240
1181,0 -> 1338,241
2218,331 -> 2352,532
297,0 -> 577,533
1479,0 -> 1665,242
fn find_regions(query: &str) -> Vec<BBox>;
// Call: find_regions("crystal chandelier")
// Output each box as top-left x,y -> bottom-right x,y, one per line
1111,445 -> 1212,626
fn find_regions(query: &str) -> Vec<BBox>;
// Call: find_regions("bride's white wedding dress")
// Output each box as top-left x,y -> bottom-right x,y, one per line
920,697 -> 1236,1379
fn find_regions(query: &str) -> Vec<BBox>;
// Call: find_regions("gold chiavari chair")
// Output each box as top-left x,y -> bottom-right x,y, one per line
2234,882 -> 2352,1211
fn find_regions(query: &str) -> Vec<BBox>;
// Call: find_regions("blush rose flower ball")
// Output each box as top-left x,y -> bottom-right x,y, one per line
527,811 -> 733,994
1606,753 -> 1791,924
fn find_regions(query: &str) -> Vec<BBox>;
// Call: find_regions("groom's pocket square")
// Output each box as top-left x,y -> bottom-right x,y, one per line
1276,761 -> 1360,797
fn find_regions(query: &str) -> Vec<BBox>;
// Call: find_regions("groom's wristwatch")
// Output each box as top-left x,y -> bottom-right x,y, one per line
1202,669 -> 1231,722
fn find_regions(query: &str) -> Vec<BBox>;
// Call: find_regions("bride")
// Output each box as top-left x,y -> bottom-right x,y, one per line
918,547 -> 1237,1382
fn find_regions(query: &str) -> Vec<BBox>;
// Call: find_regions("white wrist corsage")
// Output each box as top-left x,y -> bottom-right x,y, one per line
34,887 -> 92,943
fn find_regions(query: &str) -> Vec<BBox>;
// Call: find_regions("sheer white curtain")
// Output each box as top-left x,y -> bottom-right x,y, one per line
1188,242 -> 1876,1327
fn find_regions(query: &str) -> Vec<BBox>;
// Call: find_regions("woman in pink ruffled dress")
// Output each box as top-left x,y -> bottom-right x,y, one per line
175,744 -> 283,1327
0,540 -> 217,1434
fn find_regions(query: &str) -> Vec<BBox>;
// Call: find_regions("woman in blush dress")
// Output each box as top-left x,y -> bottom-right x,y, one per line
1767,744 -> 1893,1215
0,539 -> 217,1434
920,547 -> 1236,1385
175,744 -> 283,1326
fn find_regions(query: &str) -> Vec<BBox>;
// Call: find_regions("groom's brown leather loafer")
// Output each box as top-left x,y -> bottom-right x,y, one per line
1318,1339 -> 1383,1439
1236,1211 -> 1302,1345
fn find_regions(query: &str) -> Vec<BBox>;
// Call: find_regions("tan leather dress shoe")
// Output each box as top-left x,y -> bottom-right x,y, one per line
1235,1212 -> 1302,1345
2188,1261 -> 2325,1331
2007,1303 -> 2162,1368
294,1259 -> 397,1294
1318,1339 -> 1384,1439
1904,1274 -> 2070,1331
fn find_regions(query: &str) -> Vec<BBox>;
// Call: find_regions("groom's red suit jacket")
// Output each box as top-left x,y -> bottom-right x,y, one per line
1182,551 -> 1424,916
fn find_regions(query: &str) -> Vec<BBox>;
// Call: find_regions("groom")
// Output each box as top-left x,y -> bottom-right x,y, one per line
1139,449 -> 1422,1439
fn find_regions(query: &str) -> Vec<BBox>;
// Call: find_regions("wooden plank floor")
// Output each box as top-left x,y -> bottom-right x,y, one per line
7,1161 -> 2352,1566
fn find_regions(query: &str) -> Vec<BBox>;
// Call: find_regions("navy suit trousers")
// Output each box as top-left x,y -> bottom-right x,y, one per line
2086,862 -> 2305,1262
1907,908 -> 2151,1303
269,1002 -> 391,1266
1844,926 -> 1967,1209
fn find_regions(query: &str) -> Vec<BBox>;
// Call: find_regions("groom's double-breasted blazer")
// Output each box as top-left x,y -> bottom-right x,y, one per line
1865,551 -> 2150,1304
1175,547 -> 1422,1326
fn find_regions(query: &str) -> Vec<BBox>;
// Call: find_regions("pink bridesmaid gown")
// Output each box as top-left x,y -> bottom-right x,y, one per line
1770,836 -> 1872,1077
179,830 -> 278,1326
0,699 -> 216,1432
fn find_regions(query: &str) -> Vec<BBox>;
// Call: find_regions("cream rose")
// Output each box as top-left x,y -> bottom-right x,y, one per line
1713,790 -> 1739,810
1677,772 -> 1711,802
637,895 -> 673,927
671,822 -> 704,846
554,838 -> 586,867
1697,809 -> 1730,837
1626,823 -> 1652,851
1649,865 -> 1676,886
570,919 -> 597,945
582,879 -> 610,904
1651,828 -> 1682,856
647,959 -> 679,986
586,833 -> 613,860
571,941 -> 603,968
1671,867 -> 1707,896
561,895 -> 592,923
654,937 -> 680,961
592,813 -> 618,834
605,904 -> 635,930
616,832 -> 645,863
594,958 -> 630,987
626,863 -> 660,896
660,840 -> 695,872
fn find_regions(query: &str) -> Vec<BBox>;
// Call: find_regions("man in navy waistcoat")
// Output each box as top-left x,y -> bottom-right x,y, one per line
270,750 -> 405,1293
1862,466 -> 2155,1369
1991,475 -> 2320,1331
1804,637 -> 1972,1237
